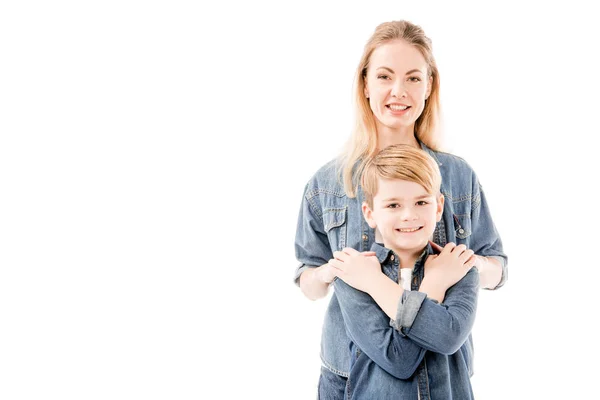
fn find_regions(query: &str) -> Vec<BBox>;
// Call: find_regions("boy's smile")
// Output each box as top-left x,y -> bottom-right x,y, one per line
363,178 -> 444,262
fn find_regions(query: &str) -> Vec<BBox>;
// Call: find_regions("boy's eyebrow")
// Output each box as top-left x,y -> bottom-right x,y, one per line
375,67 -> 425,75
381,194 -> 433,202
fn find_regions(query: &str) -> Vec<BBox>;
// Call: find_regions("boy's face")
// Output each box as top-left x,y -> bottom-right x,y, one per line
363,178 -> 444,255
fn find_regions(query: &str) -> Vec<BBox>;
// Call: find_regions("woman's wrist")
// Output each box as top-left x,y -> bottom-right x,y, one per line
475,255 -> 502,289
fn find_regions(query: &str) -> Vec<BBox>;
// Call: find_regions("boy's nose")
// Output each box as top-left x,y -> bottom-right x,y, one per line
400,208 -> 417,220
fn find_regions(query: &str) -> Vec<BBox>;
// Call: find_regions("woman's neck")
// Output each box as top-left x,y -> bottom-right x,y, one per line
376,126 -> 419,151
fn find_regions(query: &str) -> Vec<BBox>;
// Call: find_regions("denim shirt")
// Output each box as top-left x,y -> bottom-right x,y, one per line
294,142 -> 507,377
333,242 -> 479,400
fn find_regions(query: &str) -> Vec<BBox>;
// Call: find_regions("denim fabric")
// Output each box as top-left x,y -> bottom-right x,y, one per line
318,366 -> 346,400
294,142 -> 507,391
334,242 -> 478,399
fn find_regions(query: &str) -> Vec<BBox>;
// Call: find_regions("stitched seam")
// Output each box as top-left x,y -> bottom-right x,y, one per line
306,194 -> 323,221
323,207 -> 347,231
442,192 -> 474,202
306,187 -> 346,199
320,356 -> 349,378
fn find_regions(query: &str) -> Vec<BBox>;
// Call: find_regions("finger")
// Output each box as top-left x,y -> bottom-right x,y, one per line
361,251 -> 377,257
451,244 -> 468,255
429,241 -> 444,254
459,249 -> 474,263
442,242 -> 456,254
328,259 -> 344,270
333,251 -> 347,261
343,247 -> 361,256
464,255 -> 477,270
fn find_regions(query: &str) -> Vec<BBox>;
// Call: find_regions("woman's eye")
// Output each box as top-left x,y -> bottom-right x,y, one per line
409,76 -> 421,82
377,74 -> 390,80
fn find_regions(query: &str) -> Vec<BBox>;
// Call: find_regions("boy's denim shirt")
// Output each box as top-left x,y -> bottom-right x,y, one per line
333,242 -> 478,399
294,142 -> 507,378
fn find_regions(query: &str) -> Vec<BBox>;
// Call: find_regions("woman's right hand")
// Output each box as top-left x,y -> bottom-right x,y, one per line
316,263 -> 338,284
420,243 -> 476,302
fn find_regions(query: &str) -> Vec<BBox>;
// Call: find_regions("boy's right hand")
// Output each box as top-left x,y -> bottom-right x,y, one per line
422,243 -> 476,295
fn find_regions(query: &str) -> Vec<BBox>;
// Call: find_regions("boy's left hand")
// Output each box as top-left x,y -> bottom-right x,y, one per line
328,248 -> 381,293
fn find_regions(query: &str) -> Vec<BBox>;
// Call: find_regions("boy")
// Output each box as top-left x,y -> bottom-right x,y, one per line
327,144 -> 479,399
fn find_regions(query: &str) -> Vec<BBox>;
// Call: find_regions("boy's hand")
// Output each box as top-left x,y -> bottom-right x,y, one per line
428,240 -> 443,254
328,248 -> 381,293
423,242 -> 476,292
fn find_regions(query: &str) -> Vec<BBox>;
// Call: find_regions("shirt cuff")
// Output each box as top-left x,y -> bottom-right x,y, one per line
390,291 -> 427,333
293,263 -> 313,286
484,255 -> 508,290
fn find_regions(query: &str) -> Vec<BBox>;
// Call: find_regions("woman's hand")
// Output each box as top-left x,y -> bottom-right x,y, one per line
328,248 -> 381,294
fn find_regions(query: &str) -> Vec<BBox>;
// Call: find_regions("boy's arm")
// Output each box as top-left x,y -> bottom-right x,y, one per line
391,268 -> 479,355
333,277 -> 426,380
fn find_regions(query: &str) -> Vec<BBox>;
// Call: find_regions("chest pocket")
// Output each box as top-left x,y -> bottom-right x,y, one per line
323,207 -> 347,252
453,213 -> 472,242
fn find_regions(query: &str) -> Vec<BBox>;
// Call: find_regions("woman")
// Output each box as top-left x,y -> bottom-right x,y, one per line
294,20 -> 507,399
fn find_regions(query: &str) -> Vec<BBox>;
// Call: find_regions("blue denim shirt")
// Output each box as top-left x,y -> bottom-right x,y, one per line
334,242 -> 479,399
294,142 -> 507,377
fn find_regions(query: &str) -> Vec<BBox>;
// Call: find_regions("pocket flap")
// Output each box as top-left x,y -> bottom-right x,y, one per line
323,208 -> 347,232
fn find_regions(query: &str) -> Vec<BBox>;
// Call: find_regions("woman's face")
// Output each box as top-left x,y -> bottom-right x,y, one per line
365,40 -> 432,136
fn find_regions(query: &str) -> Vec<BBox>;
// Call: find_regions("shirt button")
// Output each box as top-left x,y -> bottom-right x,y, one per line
458,228 -> 465,234
362,234 -> 368,241
390,254 -> 395,261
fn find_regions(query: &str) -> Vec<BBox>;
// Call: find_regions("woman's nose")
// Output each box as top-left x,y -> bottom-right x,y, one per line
391,81 -> 407,99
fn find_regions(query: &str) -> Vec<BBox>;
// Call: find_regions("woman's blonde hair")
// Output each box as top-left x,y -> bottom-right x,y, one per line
362,144 -> 441,208
340,20 -> 442,197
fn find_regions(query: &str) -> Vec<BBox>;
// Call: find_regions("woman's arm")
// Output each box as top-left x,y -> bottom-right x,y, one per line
294,184 -> 334,300
468,176 -> 508,289
476,255 -> 503,289
299,263 -> 335,300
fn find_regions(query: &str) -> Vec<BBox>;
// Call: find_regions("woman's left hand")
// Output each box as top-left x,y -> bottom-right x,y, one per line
328,248 -> 382,293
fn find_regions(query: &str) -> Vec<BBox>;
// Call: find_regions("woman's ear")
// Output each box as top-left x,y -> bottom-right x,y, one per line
426,75 -> 433,99
362,202 -> 377,229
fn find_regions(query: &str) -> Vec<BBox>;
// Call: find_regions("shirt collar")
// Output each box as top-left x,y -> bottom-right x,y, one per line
369,242 -> 432,270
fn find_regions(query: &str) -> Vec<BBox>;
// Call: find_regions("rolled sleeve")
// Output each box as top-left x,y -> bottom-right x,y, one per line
470,181 -> 508,290
390,291 -> 427,332
486,255 -> 508,290
293,184 -> 332,285
293,263 -> 312,286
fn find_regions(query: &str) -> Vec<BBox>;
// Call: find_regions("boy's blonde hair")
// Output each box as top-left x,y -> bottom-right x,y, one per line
362,144 -> 441,208
340,20 -> 442,197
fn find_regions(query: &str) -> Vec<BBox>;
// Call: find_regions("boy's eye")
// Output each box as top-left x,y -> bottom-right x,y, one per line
387,203 -> 399,208
416,200 -> 428,206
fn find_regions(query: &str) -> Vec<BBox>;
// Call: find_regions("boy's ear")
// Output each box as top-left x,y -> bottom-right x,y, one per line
435,194 -> 445,222
362,202 -> 377,229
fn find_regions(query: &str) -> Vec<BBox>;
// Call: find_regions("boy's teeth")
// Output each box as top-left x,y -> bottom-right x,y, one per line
398,227 -> 419,232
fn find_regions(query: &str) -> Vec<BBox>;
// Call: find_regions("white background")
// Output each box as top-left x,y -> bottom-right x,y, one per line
1,1 -> 599,399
